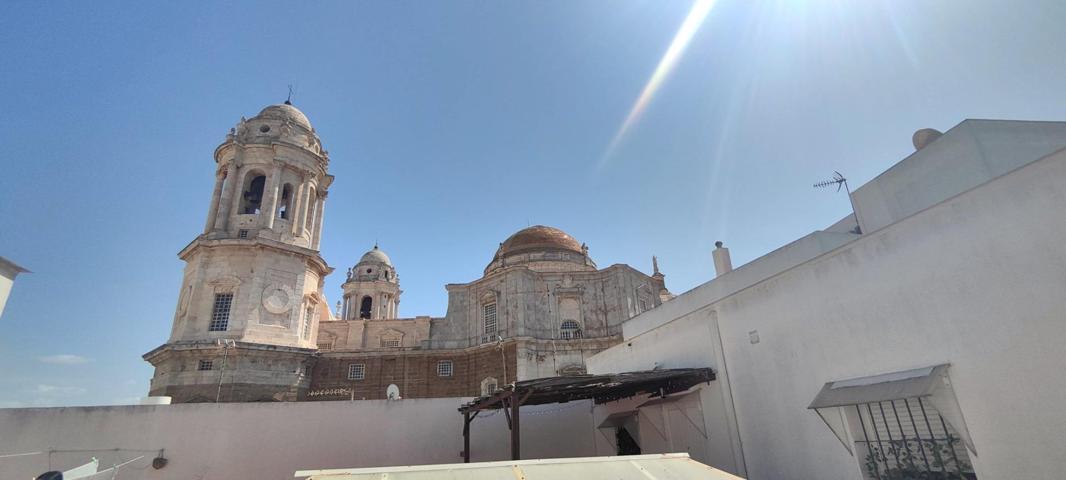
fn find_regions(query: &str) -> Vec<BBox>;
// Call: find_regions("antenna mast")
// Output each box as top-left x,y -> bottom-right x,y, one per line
814,171 -> 863,234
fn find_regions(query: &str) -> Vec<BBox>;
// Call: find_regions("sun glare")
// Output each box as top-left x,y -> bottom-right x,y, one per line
600,0 -> 717,168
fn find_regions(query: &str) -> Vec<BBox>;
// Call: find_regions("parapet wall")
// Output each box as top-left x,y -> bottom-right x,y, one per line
0,397 -> 595,479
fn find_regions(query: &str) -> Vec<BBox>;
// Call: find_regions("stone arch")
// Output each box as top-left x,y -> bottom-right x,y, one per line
359,295 -> 373,319
239,170 -> 267,214
277,183 -> 293,219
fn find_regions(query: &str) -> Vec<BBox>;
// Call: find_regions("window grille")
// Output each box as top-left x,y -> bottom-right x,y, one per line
560,320 -> 582,339
381,338 -> 401,348
437,360 -> 453,377
347,363 -> 365,380
198,359 -> 213,371
303,306 -> 315,340
209,293 -> 233,331
481,377 -> 498,396
852,397 -> 976,479
238,229 -> 249,239
316,342 -> 334,351
483,303 -> 497,335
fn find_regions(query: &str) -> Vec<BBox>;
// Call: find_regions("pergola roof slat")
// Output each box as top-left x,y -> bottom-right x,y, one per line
459,368 -> 715,413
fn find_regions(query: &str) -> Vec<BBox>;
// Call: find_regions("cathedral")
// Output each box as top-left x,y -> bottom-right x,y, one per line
143,103 -> 671,402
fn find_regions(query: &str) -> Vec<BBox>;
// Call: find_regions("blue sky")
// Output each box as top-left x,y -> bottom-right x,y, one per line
1,0 -> 1063,407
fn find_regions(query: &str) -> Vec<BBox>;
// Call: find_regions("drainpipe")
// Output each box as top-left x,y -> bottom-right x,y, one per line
215,339 -> 236,402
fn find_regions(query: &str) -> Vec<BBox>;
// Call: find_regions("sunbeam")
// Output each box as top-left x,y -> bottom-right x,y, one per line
599,0 -> 717,168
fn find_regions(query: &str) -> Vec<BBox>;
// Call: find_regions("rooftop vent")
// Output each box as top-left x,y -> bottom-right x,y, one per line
912,128 -> 943,151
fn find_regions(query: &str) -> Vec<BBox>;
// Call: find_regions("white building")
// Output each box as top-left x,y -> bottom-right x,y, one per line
0,256 -> 29,319
585,120 -> 1066,479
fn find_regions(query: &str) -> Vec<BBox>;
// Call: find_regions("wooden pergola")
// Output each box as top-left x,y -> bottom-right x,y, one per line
457,368 -> 715,462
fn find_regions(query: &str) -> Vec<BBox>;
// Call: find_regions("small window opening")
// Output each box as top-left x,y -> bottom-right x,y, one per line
238,229 -> 249,239
198,359 -> 213,371
483,303 -> 498,335
560,320 -> 582,340
359,296 -> 373,319
347,363 -> 366,380
240,175 -> 266,214
209,293 -> 233,331
437,360 -> 453,377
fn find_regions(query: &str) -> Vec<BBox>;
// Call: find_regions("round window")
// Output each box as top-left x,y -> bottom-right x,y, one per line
259,125 -> 271,133
366,268 -> 372,274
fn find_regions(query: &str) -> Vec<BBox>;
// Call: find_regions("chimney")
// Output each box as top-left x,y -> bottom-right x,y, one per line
713,241 -> 732,277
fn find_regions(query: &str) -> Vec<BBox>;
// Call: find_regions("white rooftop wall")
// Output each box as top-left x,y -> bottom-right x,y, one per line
622,231 -> 857,340
0,398 -> 595,479
713,148 -> 1066,479
591,144 -> 1066,479
852,120 -> 1066,233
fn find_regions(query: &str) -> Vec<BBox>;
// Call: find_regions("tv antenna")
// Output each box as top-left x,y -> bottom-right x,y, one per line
814,171 -> 863,234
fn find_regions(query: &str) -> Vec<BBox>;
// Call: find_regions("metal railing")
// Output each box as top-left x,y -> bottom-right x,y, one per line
855,398 -> 976,480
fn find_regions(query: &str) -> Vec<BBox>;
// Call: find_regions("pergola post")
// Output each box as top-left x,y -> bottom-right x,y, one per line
510,397 -> 521,460
463,410 -> 471,463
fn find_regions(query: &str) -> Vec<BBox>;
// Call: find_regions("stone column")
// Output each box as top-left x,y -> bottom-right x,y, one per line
304,186 -> 318,236
263,161 -> 283,229
213,161 -> 240,231
311,190 -> 326,249
290,174 -> 309,237
204,168 -> 226,233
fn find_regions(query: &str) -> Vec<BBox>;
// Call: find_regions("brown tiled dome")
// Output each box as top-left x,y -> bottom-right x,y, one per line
498,225 -> 583,257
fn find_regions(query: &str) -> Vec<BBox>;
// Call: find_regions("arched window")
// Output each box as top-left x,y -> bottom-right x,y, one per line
277,184 -> 293,219
359,296 -> 373,319
240,174 -> 266,214
481,377 -> 499,396
560,320 -> 582,340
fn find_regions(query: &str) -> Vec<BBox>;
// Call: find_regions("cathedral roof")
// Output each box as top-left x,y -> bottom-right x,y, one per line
498,225 -> 584,257
358,245 -> 392,267
256,102 -> 313,130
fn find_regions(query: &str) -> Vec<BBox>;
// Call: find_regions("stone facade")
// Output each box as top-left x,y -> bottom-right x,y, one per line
144,104 -> 669,403
144,102 -> 333,402
310,226 -> 669,400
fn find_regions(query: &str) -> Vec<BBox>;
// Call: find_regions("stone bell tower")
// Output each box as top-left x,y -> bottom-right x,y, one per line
143,101 -> 334,403
339,245 -> 401,320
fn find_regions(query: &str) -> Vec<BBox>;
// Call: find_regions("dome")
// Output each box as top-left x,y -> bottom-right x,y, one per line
498,225 -> 584,257
485,225 -> 593,275
358,245 -> 392,267
256,102 -> 313,130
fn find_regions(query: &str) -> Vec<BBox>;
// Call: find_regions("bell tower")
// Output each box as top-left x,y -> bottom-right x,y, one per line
143,101 -> 334,403
340,245 -> 401,320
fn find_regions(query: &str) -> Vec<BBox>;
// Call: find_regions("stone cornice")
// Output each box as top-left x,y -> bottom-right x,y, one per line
143,340 -> 318,361
178,235 -> 333,276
